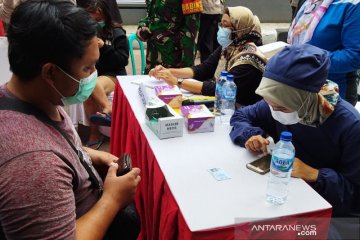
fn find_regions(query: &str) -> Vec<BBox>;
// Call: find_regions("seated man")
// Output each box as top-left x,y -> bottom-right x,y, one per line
230,44 -> 360,238
0,0 -> 140,239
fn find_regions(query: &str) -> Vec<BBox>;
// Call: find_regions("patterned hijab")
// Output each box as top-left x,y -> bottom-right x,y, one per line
288,0 -> 333,44
256,78 -> 339,127
214,6 -> 266,79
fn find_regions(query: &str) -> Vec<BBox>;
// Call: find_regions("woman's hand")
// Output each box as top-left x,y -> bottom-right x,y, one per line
292,158 -> 319,182
149,65 -> 177,85
245,135 -> 270,155
148,65 -> 166,78
155,69 -> 177,85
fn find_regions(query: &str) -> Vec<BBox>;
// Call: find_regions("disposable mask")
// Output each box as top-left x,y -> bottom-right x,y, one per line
97,21 -> 105,29
53,66 -> 97,105
269,107 -> 301,125
217,27 -> 233,49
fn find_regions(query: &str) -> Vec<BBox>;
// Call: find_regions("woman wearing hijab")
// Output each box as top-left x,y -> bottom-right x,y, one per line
149,6 -> 267,107
230,44 -> 360,239
288,0 -> 360,106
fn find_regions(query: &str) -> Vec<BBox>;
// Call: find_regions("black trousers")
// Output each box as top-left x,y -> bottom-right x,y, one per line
104,202 -> 140,240
198,14 -> 221,63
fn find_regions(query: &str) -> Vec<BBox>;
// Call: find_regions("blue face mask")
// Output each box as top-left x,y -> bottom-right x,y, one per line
52,66 -> 98,105
217,27 -> 233,49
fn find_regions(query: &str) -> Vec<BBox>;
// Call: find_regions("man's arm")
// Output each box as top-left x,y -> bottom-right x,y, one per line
0,152 -> 77,239
76,164 -> 141,240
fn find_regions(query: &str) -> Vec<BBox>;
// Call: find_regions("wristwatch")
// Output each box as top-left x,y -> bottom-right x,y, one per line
177,78 -> 184,87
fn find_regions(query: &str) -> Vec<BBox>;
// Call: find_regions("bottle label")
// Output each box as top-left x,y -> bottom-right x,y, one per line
271,154 -> 294,172
223,89 -> 236,99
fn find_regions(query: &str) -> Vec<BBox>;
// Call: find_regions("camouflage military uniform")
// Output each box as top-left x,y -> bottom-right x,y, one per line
138,0 -> 200,73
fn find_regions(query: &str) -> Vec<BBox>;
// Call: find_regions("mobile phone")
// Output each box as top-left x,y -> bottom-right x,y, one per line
116,153 -> 132,176
246,154 -> 272,175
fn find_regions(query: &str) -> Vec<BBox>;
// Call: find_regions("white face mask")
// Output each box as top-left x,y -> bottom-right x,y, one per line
269,106 -> 301,125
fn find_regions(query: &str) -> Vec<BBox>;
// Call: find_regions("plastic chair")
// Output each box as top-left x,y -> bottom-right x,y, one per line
128,32 -> 145,75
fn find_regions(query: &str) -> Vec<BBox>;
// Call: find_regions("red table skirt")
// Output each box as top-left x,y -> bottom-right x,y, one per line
0,21 -> 5,36
110,82 -> 332,240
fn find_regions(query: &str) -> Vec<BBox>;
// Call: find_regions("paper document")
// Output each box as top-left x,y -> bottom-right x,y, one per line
131,76 -> 165,88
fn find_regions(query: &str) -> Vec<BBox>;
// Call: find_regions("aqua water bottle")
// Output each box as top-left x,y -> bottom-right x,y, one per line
214,70 -> 228,116
220,74 -> 237,124
266,131 -> 295,205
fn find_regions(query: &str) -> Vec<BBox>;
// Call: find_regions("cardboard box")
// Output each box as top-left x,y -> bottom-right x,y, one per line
139,83 -> 183,139
145,104 -> 184,139
154,84 -> 182,108
181,104 -> 215,133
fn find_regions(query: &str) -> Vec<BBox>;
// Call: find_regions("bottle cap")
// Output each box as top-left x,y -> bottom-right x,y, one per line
227,74 -> 234,81
221,70 -> 228,76
280,131 -> 292,141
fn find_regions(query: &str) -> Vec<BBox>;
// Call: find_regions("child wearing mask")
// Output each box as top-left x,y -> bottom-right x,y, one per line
78,0 -> 129,149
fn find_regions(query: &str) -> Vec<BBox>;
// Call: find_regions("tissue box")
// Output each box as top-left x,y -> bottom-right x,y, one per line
154,84 -> 182,108
139,83 -> 183,139
146,104 -> 183,139
181,104 -> 215,133
145,100 -> 184,139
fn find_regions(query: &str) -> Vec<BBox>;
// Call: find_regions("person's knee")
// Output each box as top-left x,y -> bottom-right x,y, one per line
97,76 -> 116,94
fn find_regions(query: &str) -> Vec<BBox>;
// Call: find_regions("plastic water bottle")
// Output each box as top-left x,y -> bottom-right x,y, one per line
266,131 -> 295,205
220,74 -> 237,124
214,71 -> 228,116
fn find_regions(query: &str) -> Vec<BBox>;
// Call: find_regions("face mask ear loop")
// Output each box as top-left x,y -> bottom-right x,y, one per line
56,65 -> 80,83
51,82 -> 66,99
49,65 -> 66,99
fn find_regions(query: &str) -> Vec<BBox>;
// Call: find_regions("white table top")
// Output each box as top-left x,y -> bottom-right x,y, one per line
118,75 -> 331,232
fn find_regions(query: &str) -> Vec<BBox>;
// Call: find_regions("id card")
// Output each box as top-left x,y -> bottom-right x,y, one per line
207,168 -> 231,181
